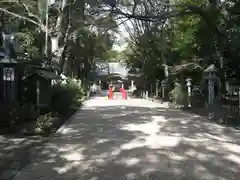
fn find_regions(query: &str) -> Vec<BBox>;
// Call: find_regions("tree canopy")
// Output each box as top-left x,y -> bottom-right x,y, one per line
106,0 -> 240,84
0,0 -> 119,78
1,0 -> 240,84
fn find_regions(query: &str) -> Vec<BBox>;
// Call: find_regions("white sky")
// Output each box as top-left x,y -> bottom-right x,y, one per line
111,2 -> 135,52
112,20 -> 131,51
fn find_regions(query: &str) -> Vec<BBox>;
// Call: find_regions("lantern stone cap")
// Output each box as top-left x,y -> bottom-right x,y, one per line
161,80 -> 166,85
204,64 -> 217,72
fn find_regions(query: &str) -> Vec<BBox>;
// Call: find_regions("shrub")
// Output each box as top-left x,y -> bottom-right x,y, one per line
169,83 -> 188,106
35,113 -> 55,133
51,78 -> 84,114
0,103 -> 38,127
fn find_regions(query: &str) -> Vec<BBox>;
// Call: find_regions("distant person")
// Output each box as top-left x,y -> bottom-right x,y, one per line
108,84 -> 113,100
120,85 -> 127,100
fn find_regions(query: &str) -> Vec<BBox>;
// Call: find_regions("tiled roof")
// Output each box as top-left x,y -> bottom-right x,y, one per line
23,69 -> 60,80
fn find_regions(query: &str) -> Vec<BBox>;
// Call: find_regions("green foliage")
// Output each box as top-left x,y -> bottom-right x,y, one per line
122,0 -> 240,85
15,31 -> 41,58
51,78 -> 84,114
170,15 -> 200,59
1,0 -> 117,71
0,103 -> 38,126
35,113 -> 55,133
66,27 -> 116,76
124,30 -> 166,80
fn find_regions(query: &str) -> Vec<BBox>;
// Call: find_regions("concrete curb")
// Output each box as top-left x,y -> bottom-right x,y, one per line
54,110 -> 80,136
54,98 -> 88,136
10,138 -> 48,180
11,98 -> 88,179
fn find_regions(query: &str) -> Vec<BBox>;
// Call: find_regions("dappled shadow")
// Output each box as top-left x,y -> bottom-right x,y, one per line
13,98 -> 240,180
0,135 -> 44,180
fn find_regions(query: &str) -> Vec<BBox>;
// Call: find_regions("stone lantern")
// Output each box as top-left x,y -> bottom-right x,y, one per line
0,34 -> 20,103
204,64 -> 218,105
156,79 -> 160,97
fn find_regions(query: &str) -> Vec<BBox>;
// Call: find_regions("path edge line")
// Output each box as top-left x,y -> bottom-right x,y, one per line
55,99 -> 88,136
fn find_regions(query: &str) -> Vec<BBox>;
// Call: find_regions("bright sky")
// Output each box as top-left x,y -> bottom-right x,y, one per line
111,2 -> 135,52
112,20 -> 130,51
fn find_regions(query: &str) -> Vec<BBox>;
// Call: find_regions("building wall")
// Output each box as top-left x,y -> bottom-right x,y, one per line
93,61 -> 129,78
108,62 -> 128,77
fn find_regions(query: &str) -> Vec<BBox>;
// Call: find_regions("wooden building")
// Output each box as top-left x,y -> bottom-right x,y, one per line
22,69 -> 60,106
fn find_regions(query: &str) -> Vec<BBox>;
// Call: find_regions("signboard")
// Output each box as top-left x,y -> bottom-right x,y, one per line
3,67 -> 14,81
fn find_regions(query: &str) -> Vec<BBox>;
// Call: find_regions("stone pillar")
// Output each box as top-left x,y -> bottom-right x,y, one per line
150,84 -> 153,96
208,79 -> 214,105
161,80 -> 166,99
204,64 -> 217,106
186,78 -> 192,108
156,80 -> 159,97
145,90 -> 148,100
98,80 -> 101,90
131,80 -> 134,91
36,80 -> 40,107
78,80 -> 81,88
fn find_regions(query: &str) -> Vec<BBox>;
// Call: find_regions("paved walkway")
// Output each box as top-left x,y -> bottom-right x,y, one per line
0,136 -> 44,180
13,98 -> 240,180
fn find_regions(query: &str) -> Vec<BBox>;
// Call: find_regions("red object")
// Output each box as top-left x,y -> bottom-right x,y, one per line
108,87 -> 113,99
120,87 -> 127,100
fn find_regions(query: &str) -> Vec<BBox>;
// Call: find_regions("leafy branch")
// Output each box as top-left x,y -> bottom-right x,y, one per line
0,7 -> 46,32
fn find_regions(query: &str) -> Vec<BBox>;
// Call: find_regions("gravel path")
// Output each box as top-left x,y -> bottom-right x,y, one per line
13,98 -> 240,180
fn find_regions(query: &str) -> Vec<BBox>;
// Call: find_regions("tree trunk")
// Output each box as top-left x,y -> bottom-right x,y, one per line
58,0 -> 85,74
83,57 -> 91,80
51,0 -> 67,57
59,25 -> 71,74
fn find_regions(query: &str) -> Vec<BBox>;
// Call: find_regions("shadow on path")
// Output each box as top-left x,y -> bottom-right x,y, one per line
0,136 -> 44,180
13,99 -> 240,180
